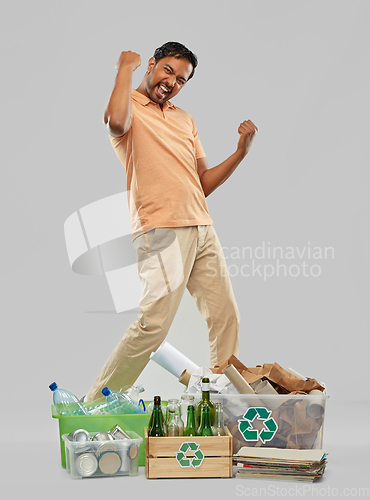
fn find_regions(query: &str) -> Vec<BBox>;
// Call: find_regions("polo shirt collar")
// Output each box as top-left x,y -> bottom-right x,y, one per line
131,88 -> 176,110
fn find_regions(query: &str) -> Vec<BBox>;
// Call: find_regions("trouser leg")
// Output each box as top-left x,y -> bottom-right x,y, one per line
186,226 -> 240,368
86,227 -> 198,402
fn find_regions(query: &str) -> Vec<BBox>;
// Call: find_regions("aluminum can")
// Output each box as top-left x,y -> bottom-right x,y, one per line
91,432 -> 114,442
128,443 -> 139,460
75,453 -> 98,477
108,424 -> 131,440
96,441 -> 118,458
98,451 -> 122,475
68,429 -> 90,442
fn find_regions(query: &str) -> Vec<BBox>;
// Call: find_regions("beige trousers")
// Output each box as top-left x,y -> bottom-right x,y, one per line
87,226 -> 240,402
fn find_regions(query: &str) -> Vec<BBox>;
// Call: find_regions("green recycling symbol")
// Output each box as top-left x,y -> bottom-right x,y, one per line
176,442 -> 204,468
238,407 -> 278,444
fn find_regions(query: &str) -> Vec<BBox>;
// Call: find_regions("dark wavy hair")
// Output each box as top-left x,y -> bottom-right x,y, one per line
153,41 -> 198,80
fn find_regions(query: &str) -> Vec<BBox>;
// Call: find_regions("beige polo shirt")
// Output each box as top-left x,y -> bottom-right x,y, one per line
109,89 -> 213,239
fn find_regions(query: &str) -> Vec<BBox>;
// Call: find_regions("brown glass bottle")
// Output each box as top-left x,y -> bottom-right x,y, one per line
148,396 -> 165,437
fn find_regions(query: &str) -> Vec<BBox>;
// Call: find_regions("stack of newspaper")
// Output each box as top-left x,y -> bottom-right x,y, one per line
234,447 -> 327,482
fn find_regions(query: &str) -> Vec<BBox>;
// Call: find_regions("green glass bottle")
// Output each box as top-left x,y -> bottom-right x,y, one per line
183,405 -> 198,436
149,396 -> 165,437
195,377 -> 215,428
198,405 -> 214,436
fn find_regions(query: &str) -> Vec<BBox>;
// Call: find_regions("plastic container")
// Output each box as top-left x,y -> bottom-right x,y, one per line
63,430 -> 142,479
193,393 -> 328,454
52,401 -> 153,468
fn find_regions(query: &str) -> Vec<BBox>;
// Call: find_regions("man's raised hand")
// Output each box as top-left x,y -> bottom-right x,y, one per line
115,51 -> 141,72
237,120 -> 258,157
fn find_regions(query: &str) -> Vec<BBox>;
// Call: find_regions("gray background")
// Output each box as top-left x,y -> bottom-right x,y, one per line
2,0 -> 369,497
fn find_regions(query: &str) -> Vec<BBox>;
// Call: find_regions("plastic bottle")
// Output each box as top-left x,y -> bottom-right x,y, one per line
120,384 -> 146,412
49,382 -> 88,416
120,384 -> 144,405
102,387 -> 144,415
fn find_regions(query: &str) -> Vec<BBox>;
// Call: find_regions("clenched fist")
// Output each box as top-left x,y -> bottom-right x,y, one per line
237,120 -> 258,156
115,50 -> 141,72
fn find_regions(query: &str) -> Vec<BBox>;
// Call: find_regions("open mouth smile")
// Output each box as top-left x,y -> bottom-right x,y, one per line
156,83 -> 171,99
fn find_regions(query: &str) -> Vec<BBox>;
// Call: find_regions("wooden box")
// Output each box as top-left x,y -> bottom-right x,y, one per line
145,427 -> 233,479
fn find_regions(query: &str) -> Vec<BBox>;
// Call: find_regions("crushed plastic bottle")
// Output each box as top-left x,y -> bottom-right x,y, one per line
49,382 -> 88,416
102,387 -> 144,415
120,384 -> 146,412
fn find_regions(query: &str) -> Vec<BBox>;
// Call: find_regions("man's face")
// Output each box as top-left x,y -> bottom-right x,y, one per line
144,56 -> 193,104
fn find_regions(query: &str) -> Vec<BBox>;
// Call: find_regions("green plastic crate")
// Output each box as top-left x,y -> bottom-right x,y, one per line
52,403 -> 151,468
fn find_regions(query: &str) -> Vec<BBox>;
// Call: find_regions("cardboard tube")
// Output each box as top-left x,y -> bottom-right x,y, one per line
149,342 -> 199,378
254,379 -> 278,395
306,389 -> 326,418
178,369 -> 192,387
254,379 -> 282,410
223,365 -> 255,394
286,367 -> 307,380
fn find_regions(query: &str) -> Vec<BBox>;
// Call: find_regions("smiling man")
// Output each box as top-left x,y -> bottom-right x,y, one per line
86,42 -> 258,402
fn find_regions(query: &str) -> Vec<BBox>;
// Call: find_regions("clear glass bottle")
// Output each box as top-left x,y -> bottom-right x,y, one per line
212,402 -> 227,436
166,408 -> 179,436
198,405 -> 214,436
195,377 -> 215,428
180,394 -> 195,427
183,404 -> 198,436
166,398 -> 184,436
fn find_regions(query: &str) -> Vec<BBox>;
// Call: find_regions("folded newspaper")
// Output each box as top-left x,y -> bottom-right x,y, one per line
234,447 -> 328,482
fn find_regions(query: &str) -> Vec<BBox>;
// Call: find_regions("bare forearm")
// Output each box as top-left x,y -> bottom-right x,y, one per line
104,51 -> 141,137
104,66 -> 133,137
200,149 -> 246,197
199,119 -> 258,197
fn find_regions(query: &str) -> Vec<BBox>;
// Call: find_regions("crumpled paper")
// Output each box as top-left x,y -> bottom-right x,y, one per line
215,356 -> 325,394
185,366 -> 240,395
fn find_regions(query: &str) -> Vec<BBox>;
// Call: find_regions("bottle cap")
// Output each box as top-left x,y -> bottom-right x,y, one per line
102,387 -> 111,397
201,378 -> 210,391
49,382 -> 57,391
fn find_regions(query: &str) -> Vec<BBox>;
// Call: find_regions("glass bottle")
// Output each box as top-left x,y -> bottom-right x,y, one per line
149,396 -> 165,437
212,402 -> 227,436
198,405 -> 214,436
166,408 -> 179,436
183,404 -> 198,436
195,377 -> 215,428
166,399 -> 184,436
148,396 -> 164,430
180,394 -> 195,427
